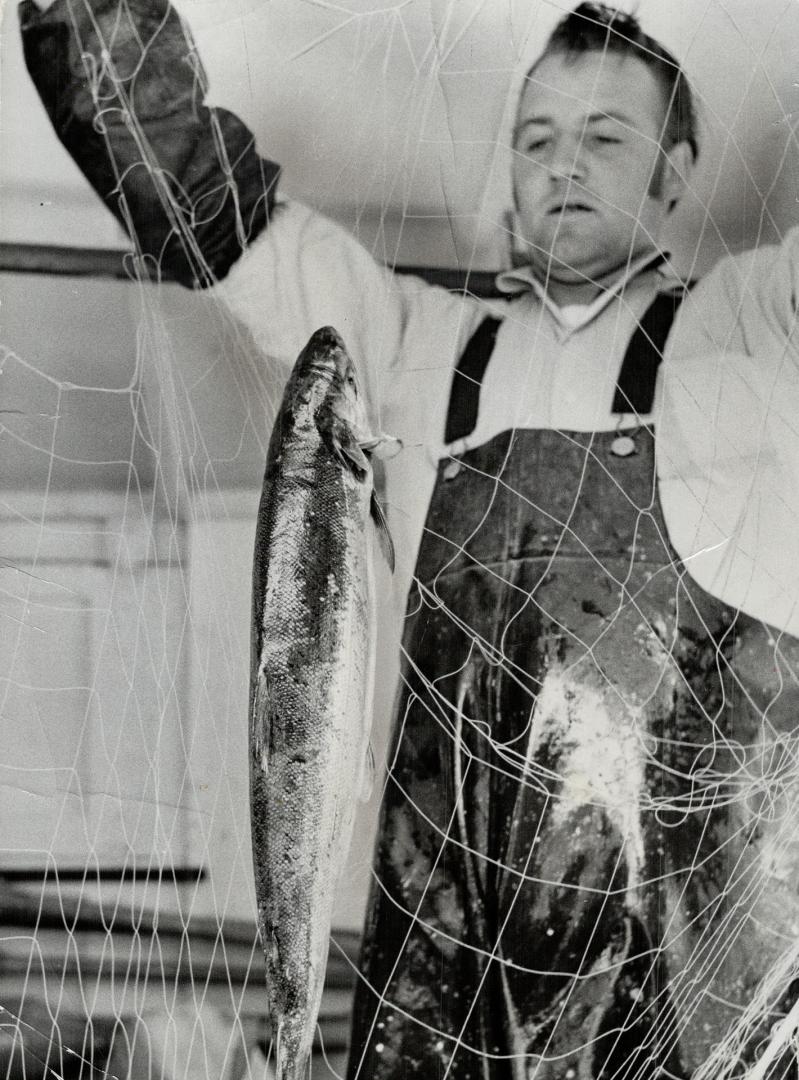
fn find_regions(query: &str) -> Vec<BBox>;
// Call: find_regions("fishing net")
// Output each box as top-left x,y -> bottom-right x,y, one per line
2,0 -> 799,1077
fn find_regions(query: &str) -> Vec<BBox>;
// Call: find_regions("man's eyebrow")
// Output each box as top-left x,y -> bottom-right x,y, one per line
585,110 -> 631,125
515,117 -> 552,131
512,117 -> 552,141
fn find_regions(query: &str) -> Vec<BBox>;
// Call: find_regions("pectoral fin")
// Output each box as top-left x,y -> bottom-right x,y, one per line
370,491 -> 395,572
324,415 -> 370,481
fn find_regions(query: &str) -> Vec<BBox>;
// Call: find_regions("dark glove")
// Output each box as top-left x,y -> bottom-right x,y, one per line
20,0 -> 279,287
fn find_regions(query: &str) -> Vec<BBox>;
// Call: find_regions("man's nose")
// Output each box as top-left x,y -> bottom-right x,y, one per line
548,134 -> 587,182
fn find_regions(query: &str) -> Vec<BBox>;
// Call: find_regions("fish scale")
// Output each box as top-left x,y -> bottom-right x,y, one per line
250,326 -> 391,1080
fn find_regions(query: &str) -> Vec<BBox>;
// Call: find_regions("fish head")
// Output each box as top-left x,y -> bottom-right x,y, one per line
283,329 -> 400,540
286,326 -> 369,432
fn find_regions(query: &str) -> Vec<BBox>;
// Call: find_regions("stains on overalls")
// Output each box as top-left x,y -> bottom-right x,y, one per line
347,299 -> 799,1080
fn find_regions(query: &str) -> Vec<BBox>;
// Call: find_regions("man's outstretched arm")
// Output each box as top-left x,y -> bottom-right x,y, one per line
20,0 -> 280,288
19,0 -> 479,465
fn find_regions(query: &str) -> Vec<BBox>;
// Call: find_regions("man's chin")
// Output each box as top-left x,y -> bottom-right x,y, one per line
527,231 -> 647,283
527,244 -> 599,283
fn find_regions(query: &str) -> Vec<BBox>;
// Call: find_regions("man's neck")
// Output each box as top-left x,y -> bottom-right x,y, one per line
542,276 -> 607,307
495,250 -> 668,329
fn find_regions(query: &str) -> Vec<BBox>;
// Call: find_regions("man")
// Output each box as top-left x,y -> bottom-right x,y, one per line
20,1 -> 799,1076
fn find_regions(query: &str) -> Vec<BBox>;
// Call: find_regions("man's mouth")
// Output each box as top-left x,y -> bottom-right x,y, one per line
548,201 -> 594,215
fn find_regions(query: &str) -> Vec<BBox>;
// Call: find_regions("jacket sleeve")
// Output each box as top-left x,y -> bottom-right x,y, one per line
19,0 -> 280,288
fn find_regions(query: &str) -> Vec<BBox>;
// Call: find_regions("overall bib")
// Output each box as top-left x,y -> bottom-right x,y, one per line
347,299 -> 798,1080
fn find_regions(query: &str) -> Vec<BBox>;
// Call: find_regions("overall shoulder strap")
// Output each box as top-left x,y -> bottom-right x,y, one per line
444,316 -> 502,444
611,286 -> 693,416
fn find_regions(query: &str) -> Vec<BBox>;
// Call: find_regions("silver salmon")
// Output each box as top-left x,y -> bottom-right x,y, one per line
249,326 -> 395,1080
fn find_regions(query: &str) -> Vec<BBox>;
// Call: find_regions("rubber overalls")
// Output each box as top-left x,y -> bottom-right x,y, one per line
347,297 -> 799,1080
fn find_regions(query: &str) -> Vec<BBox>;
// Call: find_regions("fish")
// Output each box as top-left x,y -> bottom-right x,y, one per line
249,325 -> 397,1080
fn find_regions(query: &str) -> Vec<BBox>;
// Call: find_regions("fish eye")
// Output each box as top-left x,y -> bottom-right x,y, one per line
346,372 -> 358,392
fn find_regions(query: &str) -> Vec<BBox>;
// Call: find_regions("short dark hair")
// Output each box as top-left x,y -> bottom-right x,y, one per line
531,2 -> 699,161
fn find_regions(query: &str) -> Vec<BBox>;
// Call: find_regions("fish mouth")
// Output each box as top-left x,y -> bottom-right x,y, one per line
307,325 -> 346,351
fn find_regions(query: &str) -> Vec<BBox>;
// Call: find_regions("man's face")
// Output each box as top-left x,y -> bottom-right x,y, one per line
511,49 -> 687,284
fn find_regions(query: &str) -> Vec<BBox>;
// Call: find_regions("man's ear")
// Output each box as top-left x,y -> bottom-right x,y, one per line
660,140 -> 695,213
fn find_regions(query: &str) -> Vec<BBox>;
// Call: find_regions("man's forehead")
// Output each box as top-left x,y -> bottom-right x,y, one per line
516,50 -> 666,135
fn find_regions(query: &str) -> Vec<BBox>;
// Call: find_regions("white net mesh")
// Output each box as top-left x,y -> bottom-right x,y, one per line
2,1 -> 799,1078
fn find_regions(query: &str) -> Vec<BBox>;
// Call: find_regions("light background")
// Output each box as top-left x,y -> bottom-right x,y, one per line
1,0 -> 798,930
